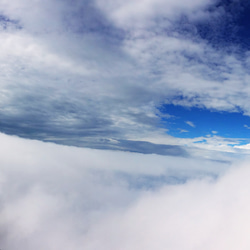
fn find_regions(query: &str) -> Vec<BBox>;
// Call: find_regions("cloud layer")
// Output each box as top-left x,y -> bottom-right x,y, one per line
83,164 -> 250,250
1,133 -> 249,250
0,0 -> 249,152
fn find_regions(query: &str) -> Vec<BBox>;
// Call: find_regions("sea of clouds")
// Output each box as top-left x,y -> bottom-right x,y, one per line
0,132 -> 250,250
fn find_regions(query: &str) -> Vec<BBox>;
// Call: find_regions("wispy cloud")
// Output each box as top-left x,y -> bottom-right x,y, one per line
179,129 -> 189,133
186,121 -> 196,128
244,124 -> 250,129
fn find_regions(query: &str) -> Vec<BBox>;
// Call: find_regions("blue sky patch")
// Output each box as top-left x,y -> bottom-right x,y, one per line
159,104 -> 250,140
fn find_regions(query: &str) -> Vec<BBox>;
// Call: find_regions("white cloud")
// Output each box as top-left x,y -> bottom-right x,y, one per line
82,163 -> 250,250
186,121 -> 195,128
94,0 -> 214,29
179,129 -> 188,133
234,143 -> 250,151
1,133 -> 250,250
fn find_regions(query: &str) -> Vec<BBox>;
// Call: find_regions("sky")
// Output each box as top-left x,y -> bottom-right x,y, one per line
0,0 -> 249,155
1,0 -> 250,249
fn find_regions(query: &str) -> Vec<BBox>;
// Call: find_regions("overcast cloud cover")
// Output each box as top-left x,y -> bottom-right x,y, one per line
1,0 -> 250,249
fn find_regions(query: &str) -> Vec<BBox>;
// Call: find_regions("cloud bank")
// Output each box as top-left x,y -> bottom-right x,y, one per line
1,133 -> 250,250
0,0 -> 249,152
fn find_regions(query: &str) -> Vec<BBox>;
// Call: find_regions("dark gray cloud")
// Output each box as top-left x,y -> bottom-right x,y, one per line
116,140 -> 189,156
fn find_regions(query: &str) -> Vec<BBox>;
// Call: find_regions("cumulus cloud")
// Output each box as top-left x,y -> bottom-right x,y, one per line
0,133 -> 249,250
